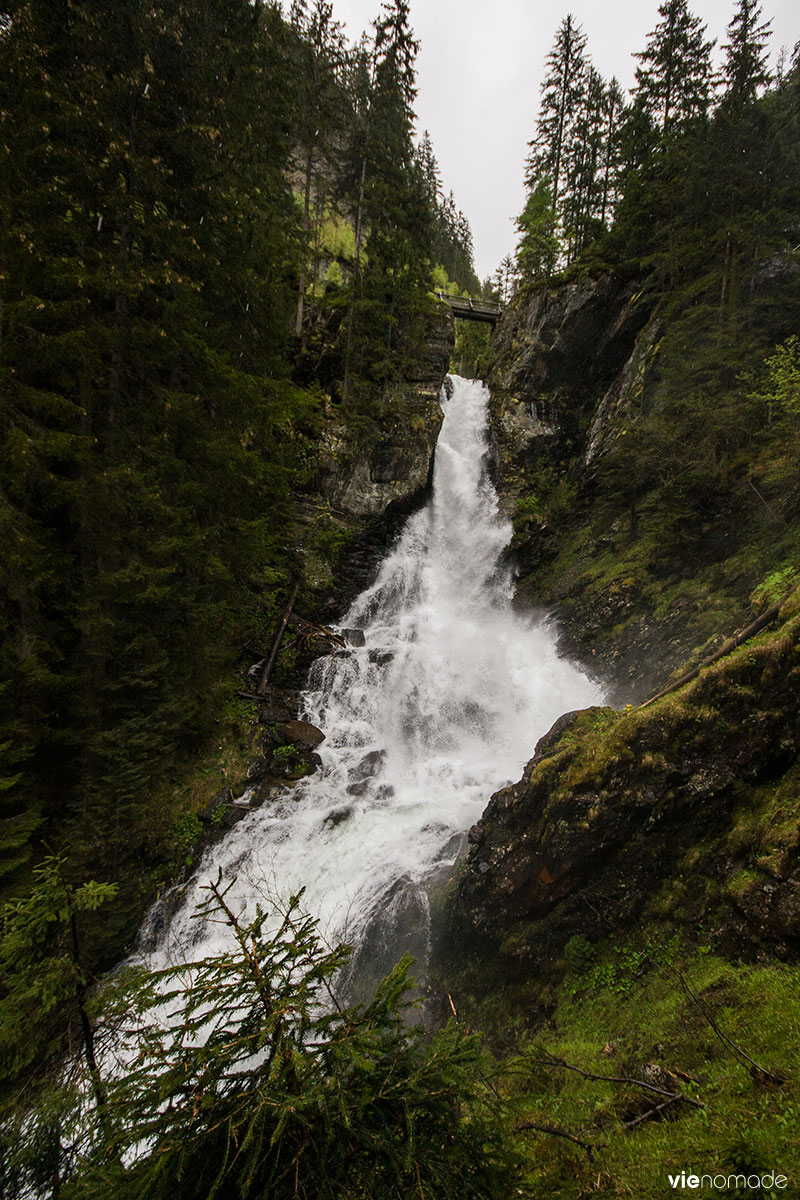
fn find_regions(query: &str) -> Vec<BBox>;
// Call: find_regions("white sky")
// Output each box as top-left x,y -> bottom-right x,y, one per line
327,0 -> 799,280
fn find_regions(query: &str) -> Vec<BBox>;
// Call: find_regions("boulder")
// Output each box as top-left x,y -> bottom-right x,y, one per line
444,615 -> 800,972
275,719 -> 325,749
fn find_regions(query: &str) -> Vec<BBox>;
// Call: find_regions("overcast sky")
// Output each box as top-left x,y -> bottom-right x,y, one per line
326,0 -> 798,280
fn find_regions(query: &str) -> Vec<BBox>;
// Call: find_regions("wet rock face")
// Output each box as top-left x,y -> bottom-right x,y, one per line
582,314 -> 663,466
316,394 -> 443,521
298,307 -> 453,620
314,307 -> 453,523
444,616 -> 800,973
482,274 -> 652,529
481,274 -> 735,704
486,276 -> 650,443
345,874 -> 431,1004
404,305 -> 456,395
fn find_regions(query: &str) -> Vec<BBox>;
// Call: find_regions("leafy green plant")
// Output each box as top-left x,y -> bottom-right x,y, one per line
751,566 -> 796,609
171,812 -> 204,869
563,933 -> 595,973
750,336 -> 800,426
582,943 -> 655,996
272,742 -> 299,763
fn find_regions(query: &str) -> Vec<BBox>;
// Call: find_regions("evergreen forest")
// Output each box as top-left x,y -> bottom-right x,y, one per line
2,0 -> 800,1196
0,0 -> 477,914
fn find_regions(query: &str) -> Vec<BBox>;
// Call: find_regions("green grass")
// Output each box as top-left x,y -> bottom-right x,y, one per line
485,949 -> 800,1198
437,600 -> 800,1195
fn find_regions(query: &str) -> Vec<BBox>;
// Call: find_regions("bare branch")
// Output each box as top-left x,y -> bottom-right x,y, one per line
528,1051 -> 704,1108
624,1094 -> 685,1129
674,971 -> 786,1086
515,1118 -> 599,1161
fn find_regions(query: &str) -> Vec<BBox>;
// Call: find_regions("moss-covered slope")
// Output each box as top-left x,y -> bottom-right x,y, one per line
445,591 -> 800,976
436,596 -> 800,1196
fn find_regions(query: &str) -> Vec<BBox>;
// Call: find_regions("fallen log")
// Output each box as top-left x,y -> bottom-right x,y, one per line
636,600 -> 784,711
257,582 -> 300,695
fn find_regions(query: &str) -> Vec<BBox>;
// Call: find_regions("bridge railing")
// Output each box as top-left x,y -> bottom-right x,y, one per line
434,292 -> 503,323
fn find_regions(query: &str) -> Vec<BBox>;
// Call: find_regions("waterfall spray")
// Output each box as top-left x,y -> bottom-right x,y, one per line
141,377 -> 603,986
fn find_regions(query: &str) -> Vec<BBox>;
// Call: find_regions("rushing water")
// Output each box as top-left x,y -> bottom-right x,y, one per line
141,376 -> 603,987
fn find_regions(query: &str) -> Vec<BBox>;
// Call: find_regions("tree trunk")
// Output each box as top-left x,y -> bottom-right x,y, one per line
295,147 -> 314,339
343,154 -> 368,400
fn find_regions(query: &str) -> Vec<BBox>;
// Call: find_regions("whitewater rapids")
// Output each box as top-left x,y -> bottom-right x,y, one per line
140,376 -> 603,985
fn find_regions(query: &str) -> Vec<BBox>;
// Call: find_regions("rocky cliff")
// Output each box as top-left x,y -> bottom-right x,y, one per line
483,275 -> 796,704
445,594 -> 800,977
484,273 -> 650,491
438,269 -> 800,1005
297,306 -> 454,619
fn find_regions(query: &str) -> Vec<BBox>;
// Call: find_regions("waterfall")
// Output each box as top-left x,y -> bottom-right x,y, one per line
141,377 -> 603,987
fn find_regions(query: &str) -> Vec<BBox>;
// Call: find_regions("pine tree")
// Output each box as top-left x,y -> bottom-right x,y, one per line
526,15 -> 588,216
492,255 -> 518,305
721,0 -> 772,111
0,0 -> 310,910
599,76 -> 626,227
417,130 -> 443,206
3,883 -> 521,1199
631,0 -> 716,137
422,152 -> 480,296
289,0 -> 348,343
340,1 -> 434,400
561,63 -> 607,261
515,182 -> 560,281
523,14 -> 588,271
0,857 -> 117,1092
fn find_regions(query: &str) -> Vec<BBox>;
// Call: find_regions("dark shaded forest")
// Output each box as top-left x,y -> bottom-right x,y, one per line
0,0 -> 477,927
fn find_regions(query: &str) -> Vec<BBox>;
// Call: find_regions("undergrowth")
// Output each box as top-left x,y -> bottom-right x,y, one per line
496,949 -> 800,1198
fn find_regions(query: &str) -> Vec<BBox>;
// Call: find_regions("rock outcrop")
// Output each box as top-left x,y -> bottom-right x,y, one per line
483,274 -> 651,509
297,305 -> 454,617
481,273 -> 779,703
443,598 -> 800,977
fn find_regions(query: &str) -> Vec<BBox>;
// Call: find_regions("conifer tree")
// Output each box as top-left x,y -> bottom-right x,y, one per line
0,857 -> 117,1118
492,255 -> 518,305
523,14 -> 587,272
340,1 -> 434,399
630,0 -> 716,137
417,130 -> 443,206
515,182 -> 560,281
561,63 -> 607,260
289,0 -> 348,342
516,15 -> 625,275
419,141 -> 480,296
722,0 -> 772,111
0,0 -> 309,907
526,15 -> 588,217
2,884 -> 521,1199
599,77 -> 626,227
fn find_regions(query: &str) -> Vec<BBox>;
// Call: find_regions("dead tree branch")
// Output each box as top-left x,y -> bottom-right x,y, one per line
528,1052 -> 704,1109
515,1119 -> 599,1161
257,581 -> 300,694
624,1094 -> 685,1129
636,600 -> 783,711
674,971 -> 786,1086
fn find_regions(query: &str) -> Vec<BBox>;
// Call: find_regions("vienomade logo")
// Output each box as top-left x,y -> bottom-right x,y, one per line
667,1170 -> 789,1190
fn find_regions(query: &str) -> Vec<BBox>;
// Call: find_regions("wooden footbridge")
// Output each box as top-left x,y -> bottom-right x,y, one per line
436,292 -> 503,324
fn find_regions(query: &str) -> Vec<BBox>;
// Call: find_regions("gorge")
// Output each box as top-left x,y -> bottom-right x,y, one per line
3,0 -> 800,1193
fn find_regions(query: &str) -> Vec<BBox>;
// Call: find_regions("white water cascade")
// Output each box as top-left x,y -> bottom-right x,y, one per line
142,377 -> 603,987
